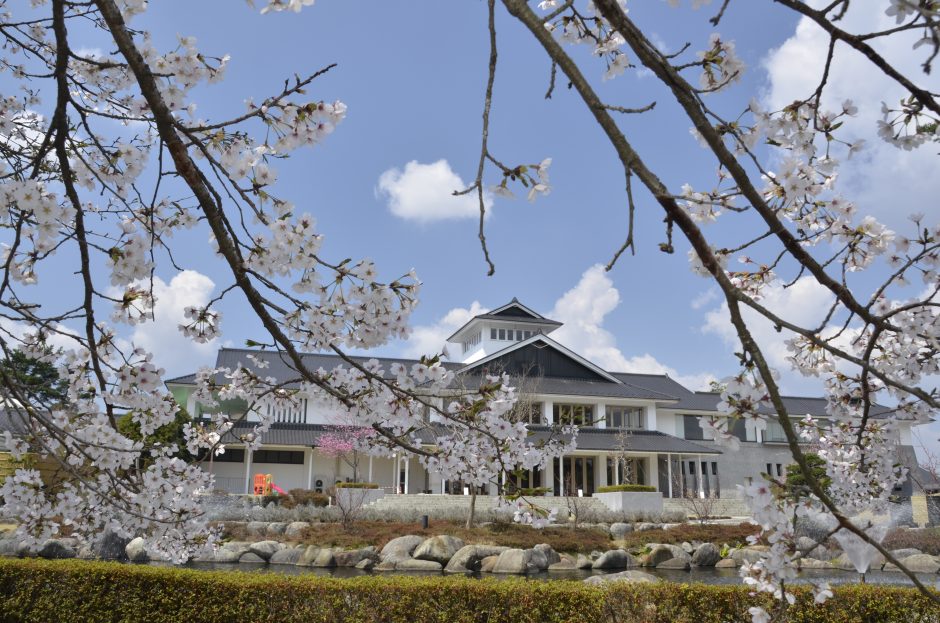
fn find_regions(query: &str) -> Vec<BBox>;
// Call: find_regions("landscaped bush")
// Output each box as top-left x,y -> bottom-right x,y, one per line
614,522 -> 761,549
595,484 -> 656,493
287,489 -> 330,508
0,558 -> 937,623
334,482 -> 379,489
883,527 -> 940,556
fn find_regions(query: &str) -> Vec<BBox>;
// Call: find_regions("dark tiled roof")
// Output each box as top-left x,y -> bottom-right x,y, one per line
218,421 -> 440,447
468,314 -> 562,327
664,391 -> 896,419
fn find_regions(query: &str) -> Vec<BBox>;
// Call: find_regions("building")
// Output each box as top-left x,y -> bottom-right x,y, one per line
166,298 -> 929,505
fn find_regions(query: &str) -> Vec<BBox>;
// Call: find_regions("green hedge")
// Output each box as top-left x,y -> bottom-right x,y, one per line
334,482 -> 379,489
0,558 -> 938,623
595,484 -> 656,493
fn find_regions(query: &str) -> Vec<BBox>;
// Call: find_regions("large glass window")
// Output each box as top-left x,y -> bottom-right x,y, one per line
682,415 -> 704,440
553,403 -> 594,426
512,402 -> 543,424
606,406 -> 645,429
764,419 -> 787,443
253,449 -> 304,464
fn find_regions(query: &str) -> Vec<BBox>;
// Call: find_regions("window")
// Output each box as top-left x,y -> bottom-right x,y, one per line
553,403 -> 594,426
765,463 -> 783,477
491,328 -> 497,340
196,448 -> 245,463
763,419 -> 787,443
253,450 -> 304,464
498,329 -> 506,340
513,402 -> 543,424
682,415 -> 705,440
606,406 -> 645,429
462,331 -> 481,353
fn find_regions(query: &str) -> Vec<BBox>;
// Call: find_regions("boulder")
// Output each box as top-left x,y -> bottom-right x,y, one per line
656,557 -> 690,570
265,522 -> 288,537
635,523 -> 657,532
38,539 -> 76,560
884,554 -> 940,574
91,530 -> 130,561
296,546 -> 321,567
715,558 -> 739,569
691,543 -> 721,567
831,552 -> 885,572
246,521 -> 267,537
534,544 -> 561,566
610,523 -> 633,539
270,546 -> 305,565
334,547 -> 378,567
444,545 -> 508,574
380,535 -> 424,563
14,542 -> 38,558
731,546 -> 769,566
492,549 -> 535,574
210,548 -> 244,564
798,558 -> 833,570
76,546 -> 95,560
0,538 -> 18,557
248,540 -> 282,561
680,542 -> 695,554
310,547 -> 336,568
396,558 -> 443,571
480,555 -> 500,573
413,536 -> 465,565
355,558 -> 375,571
125,537 -> 149,563
239,552 -> 266,564
548,555 -> 578,571
285,522 -> 310,540
583,570 -> 660,585
592,550 -> 635,570
648,544 -> 689,567
575,554 -> 594,570
890,548 -> 924,559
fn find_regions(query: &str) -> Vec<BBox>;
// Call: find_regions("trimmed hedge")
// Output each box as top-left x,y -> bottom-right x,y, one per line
595,484 -> 656,493
333,482 -> 379,489
0,558 -> 938,623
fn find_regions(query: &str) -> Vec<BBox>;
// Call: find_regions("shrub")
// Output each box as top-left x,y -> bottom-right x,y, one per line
288,489 -> 329,507
595,484 -> 656,493
883,527 -> 940,556
334,482 -> 379,489
0,558 -> 937,623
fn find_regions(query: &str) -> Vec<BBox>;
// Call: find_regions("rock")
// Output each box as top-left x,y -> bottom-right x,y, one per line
334,547 -> 378,567
715,558 -> 739,569
890,548 -> 924,559
480,555 -> 500,573
583,570 -> 660,585
413,536 -> 465,565
311,547 -> 336,568
548,555 -> 578,571
76,546 -> 95,560
248,540 -> 282,561
246,521 -> 267,537
798,558 -> 833,570
239,552 -> 266,564
270,546 -> 305,565
380,535 -> 424,563
656,557 -> 690,570
680,542 -> 695,554
265,522 -> 287,537
648,544 -> 690,567
444,545 -> 508,574
731,546 -> 769,566
691,543 -> 721,567
831,552 -> 885,572
396,558 -> 443,571
492,549 -> 535,574
610,523 -> 633,539
0,538 -> 18,557
91,530 -> 130,561
355,558 -> 375,571
534,544 -> 561,566
125,537 -> 149,563
211,548 -> 244,564
592,550 -> 635,570
884,554 -> 940,574
38,539 -> 75,560
575,554 -> 594,570
221,541 -> 250,555
285,522 -> 310,540
296,546 -> 321,567
635,523 -> 657,532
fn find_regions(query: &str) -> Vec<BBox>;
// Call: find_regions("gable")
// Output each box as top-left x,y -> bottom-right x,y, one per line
491,305 -> 539,319
469,342 -> 614,382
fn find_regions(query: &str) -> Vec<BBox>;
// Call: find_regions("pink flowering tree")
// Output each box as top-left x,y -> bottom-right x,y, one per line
316,426 -> 374,484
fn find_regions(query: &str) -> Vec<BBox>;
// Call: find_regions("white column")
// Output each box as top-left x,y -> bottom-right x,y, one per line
667,453 -> 673,498
542,459 -> 554,496
306,448 -> 314,489
648,454 -> 659,491
543,400 -> 554,425
244,448 -> 253,495
695,455 -> 704,498
558,455 -> 565,497
368,455 -> 374,483
646,404 -> 658,431
596,403 -> 606,428
441,478 -> 446,494
598,454 -> 608,488
394,454 -> 400,493
404,458 -> 410,494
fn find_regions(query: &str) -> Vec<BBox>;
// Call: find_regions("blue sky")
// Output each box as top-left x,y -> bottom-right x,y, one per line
5,2 -> 939,450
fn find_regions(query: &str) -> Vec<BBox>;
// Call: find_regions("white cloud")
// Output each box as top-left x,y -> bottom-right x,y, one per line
701,277 -> 835,393
128,270 -> 219,375
762,4 -> 940,228
690,288 -> 719,310
549,265 -> 716,390
401,301 -> 489,359
376,159 -> 492,223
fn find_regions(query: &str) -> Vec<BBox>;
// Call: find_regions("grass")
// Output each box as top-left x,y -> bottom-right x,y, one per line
219,520 -> 761,554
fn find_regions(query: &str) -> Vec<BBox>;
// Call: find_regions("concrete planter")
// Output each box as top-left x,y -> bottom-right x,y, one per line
333,488 -> 385,509
593,491 -> 663,514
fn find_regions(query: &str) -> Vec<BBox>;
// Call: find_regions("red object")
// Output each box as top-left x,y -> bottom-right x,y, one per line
271,484 -> 286,495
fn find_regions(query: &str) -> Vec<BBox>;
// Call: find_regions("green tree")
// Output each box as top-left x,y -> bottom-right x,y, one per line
117,406 -> 193,466
0,350 -> 67,407
783,453 -> 831,502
